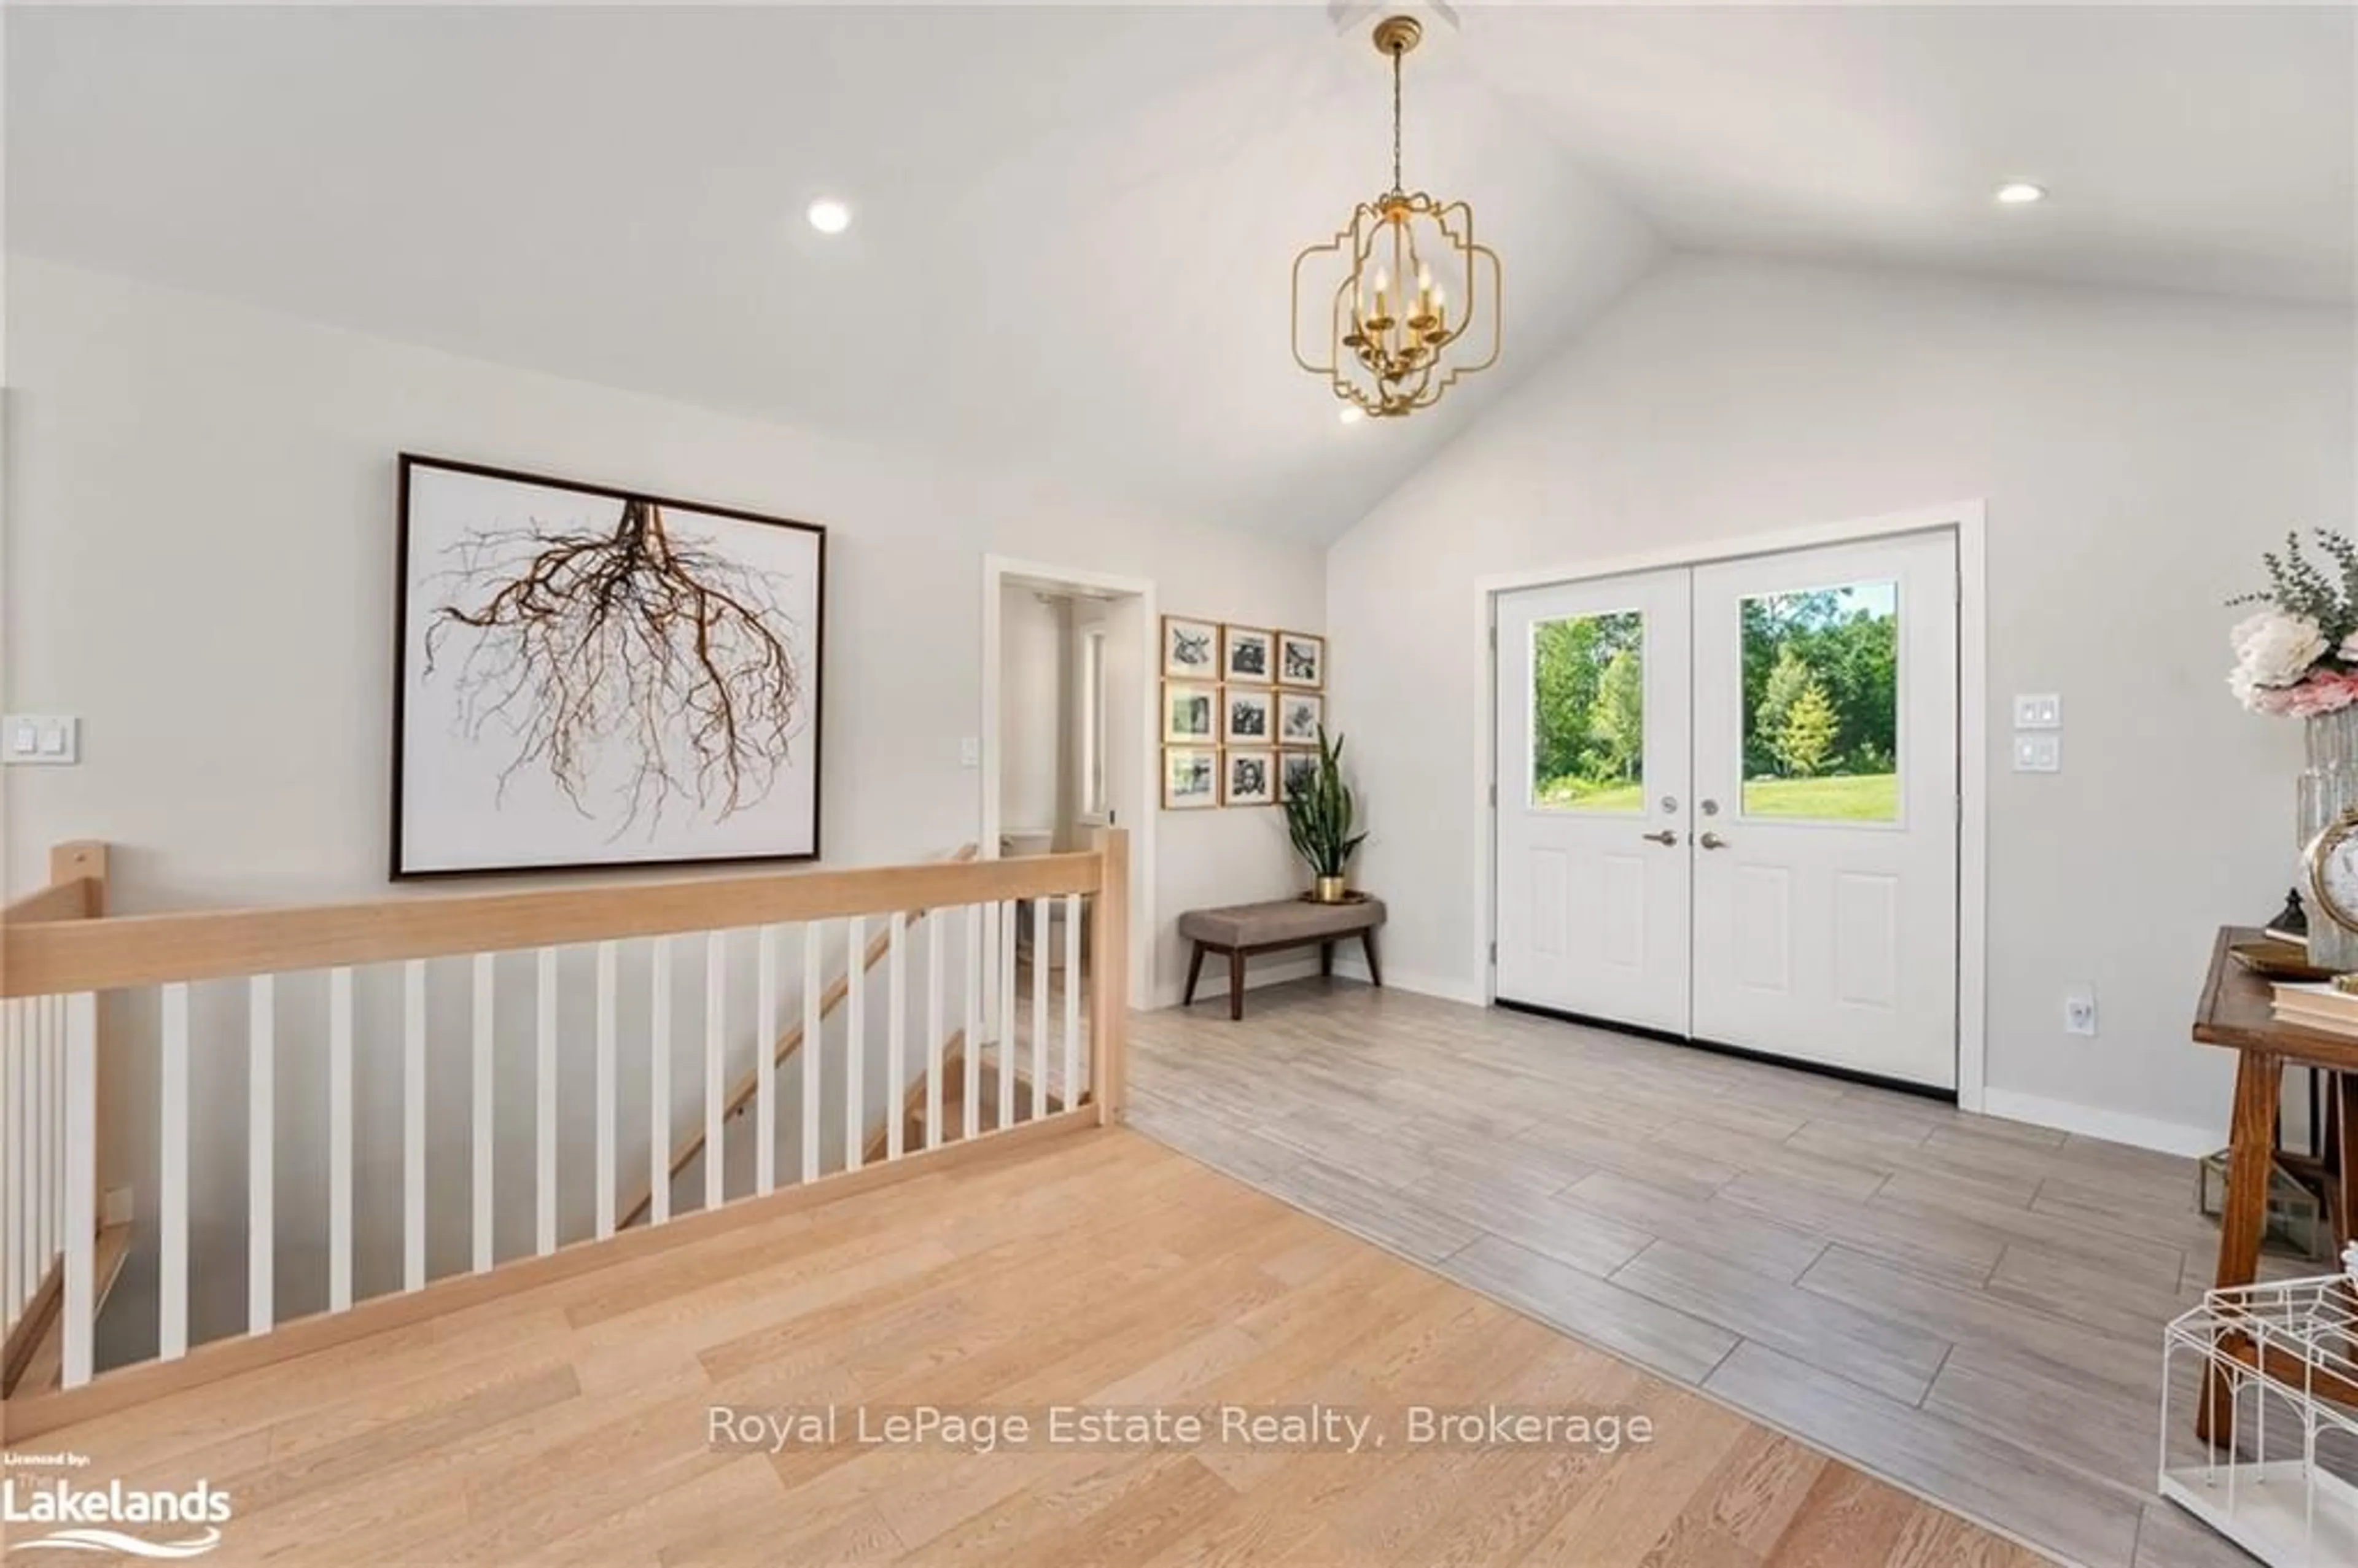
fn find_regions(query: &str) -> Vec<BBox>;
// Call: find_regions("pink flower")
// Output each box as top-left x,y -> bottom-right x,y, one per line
2248,669 -> 2358,718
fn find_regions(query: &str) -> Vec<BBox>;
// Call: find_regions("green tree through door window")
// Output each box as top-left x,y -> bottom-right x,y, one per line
1740,582 -> 1899,821
1531,610 -> 1644,812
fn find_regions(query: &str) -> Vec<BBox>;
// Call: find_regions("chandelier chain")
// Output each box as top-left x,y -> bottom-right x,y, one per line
1390,44 -> 1404,195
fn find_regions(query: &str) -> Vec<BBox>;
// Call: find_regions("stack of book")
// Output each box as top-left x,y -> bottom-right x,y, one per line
2271,981 -> 2358,1036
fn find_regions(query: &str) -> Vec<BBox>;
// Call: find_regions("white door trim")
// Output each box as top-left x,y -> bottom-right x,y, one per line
981,554 -> 1158,1008
1471,500 -> 1990,1112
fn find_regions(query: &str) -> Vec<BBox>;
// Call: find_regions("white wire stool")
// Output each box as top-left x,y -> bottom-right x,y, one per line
2160,1273 -> 2358,1566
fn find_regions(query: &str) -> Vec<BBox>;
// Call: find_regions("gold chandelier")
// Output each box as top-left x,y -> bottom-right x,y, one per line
1292,14 -> 1501,420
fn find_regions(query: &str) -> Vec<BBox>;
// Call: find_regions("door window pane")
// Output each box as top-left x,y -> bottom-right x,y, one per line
1739,581 -> 1899,821
1530,610 -> 1644,812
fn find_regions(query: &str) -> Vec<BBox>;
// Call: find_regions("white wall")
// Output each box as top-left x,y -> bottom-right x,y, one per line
5,255 -> 1321,949
996,584 -> 1067,841
2,257 -> 1323,1350
1328,253 -> 2355,1147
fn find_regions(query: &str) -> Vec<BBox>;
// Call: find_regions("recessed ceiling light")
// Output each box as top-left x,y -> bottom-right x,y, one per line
1337,405 -> 1364,425
806,198 -> 852,235
1994,182 -> 2047,207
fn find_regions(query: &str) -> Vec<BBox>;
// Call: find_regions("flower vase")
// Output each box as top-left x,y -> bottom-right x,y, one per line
2298,707 -> 2358,969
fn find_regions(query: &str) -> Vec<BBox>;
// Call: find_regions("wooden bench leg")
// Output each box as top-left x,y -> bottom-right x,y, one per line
1229,949 -> 1247,1022
1183,942 -> 1207,1008
1361,930 -> 1383,988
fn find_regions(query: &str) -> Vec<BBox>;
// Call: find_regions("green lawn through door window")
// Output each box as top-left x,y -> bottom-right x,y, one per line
1739,581 -> 1899,822
1531,610 -> 1644,812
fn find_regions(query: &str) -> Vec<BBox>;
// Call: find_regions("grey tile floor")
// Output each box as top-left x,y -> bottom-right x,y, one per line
1129,979 -> 2297,1568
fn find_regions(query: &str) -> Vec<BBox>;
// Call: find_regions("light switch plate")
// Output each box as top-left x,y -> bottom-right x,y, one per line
2013,734 -> 2061,773
2013,693 -> 2063,729
959,737 -> 981,770
1,715 -> 79,766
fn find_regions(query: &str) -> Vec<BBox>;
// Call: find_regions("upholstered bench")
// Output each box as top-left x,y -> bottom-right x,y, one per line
1178,896 -> 1386,1020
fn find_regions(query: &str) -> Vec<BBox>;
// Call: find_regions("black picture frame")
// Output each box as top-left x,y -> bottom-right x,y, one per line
391,453 -> 827,880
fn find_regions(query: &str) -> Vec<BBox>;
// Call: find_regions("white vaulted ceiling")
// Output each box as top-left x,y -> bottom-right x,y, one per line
9,5 -> 2350,544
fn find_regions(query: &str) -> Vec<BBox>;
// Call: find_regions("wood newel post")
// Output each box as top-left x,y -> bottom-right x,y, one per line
49,842 -> 108,920
49,842 -> 111,1230
1090,828 -> 1130,1125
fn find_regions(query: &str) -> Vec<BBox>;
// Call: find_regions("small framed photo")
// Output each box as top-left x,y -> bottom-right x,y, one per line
1280,750 -> 1323,802
1222,625 -> 1275,685
1162,680 -> 1218,743
1223,687 -> 1274,744
1224,749 -> 1277,807
1278,691 -> 1323,747
1277,630 -> 1325,689
1163,747 -> 1220,810
1162,615 -> 1219,680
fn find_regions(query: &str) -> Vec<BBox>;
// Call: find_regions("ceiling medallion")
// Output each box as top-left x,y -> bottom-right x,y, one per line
1292,14 -> 1501,420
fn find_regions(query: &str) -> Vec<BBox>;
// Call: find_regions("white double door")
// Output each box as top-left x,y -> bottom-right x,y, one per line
1493,532 -> 1959,1089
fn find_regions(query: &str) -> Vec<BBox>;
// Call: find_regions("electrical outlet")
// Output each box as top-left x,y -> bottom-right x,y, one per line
2063,986 -> 2098,1036
101,1186 -> 134,1227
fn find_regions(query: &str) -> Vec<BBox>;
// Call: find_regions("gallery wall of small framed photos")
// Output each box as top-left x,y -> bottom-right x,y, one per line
1161,615 -> 1324,810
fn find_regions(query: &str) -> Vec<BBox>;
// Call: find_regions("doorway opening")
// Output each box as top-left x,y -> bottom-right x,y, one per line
980,557 -> 1158,1015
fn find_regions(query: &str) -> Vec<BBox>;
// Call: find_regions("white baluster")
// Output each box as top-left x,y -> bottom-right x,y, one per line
2,1001 -> 18,1327
61,992 -> 96,1389
594,943 -> 617,1240
962,905 -> 981,1143
925,911 -> 944,1151
705,931 -> 726,1212
1064,892 -> 1083,1109
650,937 -> 672,1225
757,926 -> 777,1197
250,971 -> 274,1330
537,947 -> 558,1256
887,915 -> 907,1161
30,1000 -> 49,1308
329,966 -> 354,1313
1031,896 -> 1050,1119
47,999 -> 63,1283
160,981 -> 189,1360
801,923 -> 822,1184
997,901 -> 1016,1132
844,915 -> 866,1172
472,953 -> 495,1272
403,961 -> 426,1290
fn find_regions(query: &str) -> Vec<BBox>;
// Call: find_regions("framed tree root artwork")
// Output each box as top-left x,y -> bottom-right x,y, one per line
392,454 -> 826,877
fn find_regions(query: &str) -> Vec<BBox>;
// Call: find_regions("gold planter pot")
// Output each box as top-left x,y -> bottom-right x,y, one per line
1312,875 -> 1350,904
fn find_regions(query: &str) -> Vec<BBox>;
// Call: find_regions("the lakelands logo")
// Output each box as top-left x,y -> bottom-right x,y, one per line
2,1475 -> 232,1558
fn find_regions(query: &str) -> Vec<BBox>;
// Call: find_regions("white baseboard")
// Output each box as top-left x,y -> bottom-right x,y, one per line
1327,959 -> 1487,1007
1979,1088 -> 2219,1159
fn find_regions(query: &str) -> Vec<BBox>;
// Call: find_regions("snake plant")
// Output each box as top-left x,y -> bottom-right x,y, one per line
1283,726 -> 1369,880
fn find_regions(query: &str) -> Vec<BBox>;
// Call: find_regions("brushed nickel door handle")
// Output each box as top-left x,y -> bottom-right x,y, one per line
1642,830 -> 1678,847
1699,831 -> 1729,850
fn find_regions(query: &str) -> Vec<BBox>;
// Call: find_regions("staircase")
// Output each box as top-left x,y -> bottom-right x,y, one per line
0,831 -> 1131,1440
2,842 -> 131,1401
862,1038 -> 1064,1164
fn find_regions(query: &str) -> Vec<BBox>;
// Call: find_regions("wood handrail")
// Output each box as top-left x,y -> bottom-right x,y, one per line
2,849 -> 1105,998
615,844 -> 979,1230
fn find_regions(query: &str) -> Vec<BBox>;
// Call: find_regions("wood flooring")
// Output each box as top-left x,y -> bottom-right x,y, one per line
2,1121 -> 2039,1566
1130,979 -> 2284,1568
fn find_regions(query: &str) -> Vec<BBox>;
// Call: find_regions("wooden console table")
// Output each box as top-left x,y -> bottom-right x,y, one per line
2191,925 -> 2358,1442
